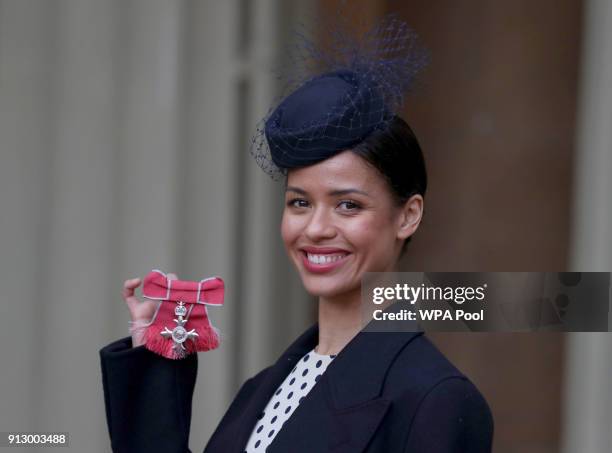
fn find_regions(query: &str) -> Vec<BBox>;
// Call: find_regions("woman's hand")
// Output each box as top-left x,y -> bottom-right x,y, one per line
123,273 -> 179,347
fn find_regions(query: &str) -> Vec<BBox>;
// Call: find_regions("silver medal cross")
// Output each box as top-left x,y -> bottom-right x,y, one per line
161,301 -> 199,358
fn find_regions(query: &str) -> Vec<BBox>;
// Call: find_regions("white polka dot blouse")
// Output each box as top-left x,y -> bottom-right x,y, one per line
243,347 -> 337,452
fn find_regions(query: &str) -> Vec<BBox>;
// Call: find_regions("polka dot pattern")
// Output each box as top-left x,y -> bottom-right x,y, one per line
243,347 -> 336,452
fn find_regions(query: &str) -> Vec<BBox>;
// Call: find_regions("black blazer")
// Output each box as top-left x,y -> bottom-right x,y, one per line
100,323 -> 494,452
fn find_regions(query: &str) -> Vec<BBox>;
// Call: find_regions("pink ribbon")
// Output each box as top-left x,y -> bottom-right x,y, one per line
140,269 -> 225,360
142,269 -> 224,305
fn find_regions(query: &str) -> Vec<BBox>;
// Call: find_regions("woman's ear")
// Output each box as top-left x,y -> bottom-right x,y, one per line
396,194 -> 424,241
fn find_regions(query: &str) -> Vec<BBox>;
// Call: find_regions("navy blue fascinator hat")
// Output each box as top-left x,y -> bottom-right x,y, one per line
250,13 -> 429,180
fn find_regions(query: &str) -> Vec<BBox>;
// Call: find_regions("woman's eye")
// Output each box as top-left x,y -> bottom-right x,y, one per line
338,200 -> 361,211
287,198 -> 309,208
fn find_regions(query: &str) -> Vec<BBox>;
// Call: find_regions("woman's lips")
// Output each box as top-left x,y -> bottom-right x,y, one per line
300,250 -> 351,274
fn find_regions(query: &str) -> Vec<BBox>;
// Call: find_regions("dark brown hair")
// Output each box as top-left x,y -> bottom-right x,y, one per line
351,115 -> 427,257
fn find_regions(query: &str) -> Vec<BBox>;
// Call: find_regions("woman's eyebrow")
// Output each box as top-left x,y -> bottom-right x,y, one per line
285,186 -> 307,195
329,188 -> 370,197
286,186 -> 370,197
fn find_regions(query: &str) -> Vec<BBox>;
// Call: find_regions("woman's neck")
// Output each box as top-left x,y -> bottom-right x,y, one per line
315,287 -> 363,356
314,262 -> 400,355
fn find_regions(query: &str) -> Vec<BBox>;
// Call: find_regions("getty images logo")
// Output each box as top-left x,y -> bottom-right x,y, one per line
371,283 -> 487,305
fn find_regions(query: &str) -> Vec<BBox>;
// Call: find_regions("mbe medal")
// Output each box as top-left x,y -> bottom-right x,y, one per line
160,301 -> 199,359
141,269 -> 224,359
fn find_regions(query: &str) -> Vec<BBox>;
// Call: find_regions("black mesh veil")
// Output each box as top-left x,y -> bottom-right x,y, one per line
249,12 -> 430,181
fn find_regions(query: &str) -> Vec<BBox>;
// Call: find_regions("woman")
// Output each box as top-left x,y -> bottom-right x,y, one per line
100,15 -> 494,453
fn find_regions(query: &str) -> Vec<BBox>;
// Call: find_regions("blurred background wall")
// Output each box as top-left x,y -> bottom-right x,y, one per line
0,0 -> 315,450
0,0 -> 611,452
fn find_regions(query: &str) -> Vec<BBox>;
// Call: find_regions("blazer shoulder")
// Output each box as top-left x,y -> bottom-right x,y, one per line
385,333 -> 491,411
389,333 -> 469,387
402,376 -> 495,452
387,334 -> 494,451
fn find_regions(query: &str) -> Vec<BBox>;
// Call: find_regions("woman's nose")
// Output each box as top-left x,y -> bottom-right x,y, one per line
304,207 -> 336,240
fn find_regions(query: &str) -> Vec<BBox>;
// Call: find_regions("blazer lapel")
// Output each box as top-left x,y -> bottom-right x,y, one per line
231,324 -> 319,452
324,328 -> 422,452
261,323 -> 423,453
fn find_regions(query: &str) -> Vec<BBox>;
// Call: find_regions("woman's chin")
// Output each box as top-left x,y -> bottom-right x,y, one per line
300,275 -> 358,299
291,254 -> 362,298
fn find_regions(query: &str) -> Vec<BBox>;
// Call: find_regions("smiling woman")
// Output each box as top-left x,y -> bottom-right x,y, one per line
281,144 -> 423,299
99,13 -> 493,453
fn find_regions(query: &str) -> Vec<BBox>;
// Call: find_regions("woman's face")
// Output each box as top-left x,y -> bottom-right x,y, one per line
281,150 -> 422,298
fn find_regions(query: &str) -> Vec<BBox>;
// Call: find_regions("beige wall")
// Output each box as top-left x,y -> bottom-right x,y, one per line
0,1 -> 312,451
